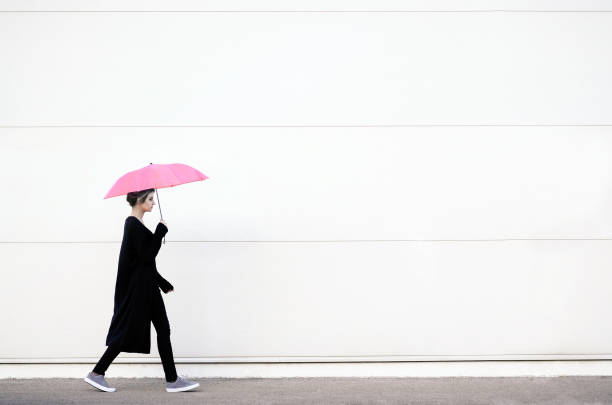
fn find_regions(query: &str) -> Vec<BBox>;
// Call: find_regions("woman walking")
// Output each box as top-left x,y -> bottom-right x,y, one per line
84,188 -> 199,393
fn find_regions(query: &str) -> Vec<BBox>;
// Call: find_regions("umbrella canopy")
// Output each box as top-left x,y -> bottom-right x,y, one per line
104,162 -> 208,199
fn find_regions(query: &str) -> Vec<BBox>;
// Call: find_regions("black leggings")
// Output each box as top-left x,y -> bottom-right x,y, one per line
93,289 -> 178,383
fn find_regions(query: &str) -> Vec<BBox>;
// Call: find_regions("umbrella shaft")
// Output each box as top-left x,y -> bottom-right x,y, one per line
155,188 -> 163,219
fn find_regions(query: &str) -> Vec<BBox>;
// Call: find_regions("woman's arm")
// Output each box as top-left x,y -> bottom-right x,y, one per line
150,222 -> 173,292
127,219 -> 172,291
156,270 -> 174,293
150,222 -> 168,259
129,220 -> 168,263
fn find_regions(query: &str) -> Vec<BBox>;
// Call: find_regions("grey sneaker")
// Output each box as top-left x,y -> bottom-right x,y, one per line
166,375 -> 200,392
84,371 -> 116,392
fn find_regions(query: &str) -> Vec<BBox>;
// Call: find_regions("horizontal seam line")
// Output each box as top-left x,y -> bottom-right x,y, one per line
3,354 -> 610,359
1,10 -> 612,13
1,124 -> 612,128
2,239 -> 612,243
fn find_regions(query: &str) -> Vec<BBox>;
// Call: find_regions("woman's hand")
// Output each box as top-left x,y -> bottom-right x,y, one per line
160,219 -> 167,227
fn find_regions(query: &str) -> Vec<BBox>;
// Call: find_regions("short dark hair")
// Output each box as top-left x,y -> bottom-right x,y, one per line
126,188 -> 155,207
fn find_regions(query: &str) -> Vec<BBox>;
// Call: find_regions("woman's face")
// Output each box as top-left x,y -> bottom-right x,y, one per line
139,192 -> 155,212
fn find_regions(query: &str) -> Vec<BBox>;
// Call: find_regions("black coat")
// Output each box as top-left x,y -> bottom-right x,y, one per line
105,216 -> 173,354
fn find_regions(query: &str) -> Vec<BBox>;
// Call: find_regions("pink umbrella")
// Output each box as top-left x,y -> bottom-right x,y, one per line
104,162 -> 209,243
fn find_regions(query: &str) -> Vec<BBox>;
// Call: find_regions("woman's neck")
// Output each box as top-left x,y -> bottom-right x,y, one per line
131,211 -> 144,220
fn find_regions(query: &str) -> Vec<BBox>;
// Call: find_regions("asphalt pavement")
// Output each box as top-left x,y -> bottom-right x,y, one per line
2,376 -> 612,404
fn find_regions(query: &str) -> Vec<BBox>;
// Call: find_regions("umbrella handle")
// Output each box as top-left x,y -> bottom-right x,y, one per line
155,187 -> 166,245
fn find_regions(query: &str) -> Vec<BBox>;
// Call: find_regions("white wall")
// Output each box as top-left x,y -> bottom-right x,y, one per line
1,0 -> 612,377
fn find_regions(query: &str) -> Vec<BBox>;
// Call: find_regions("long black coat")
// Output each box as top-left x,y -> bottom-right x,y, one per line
105,216 -> 173,354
